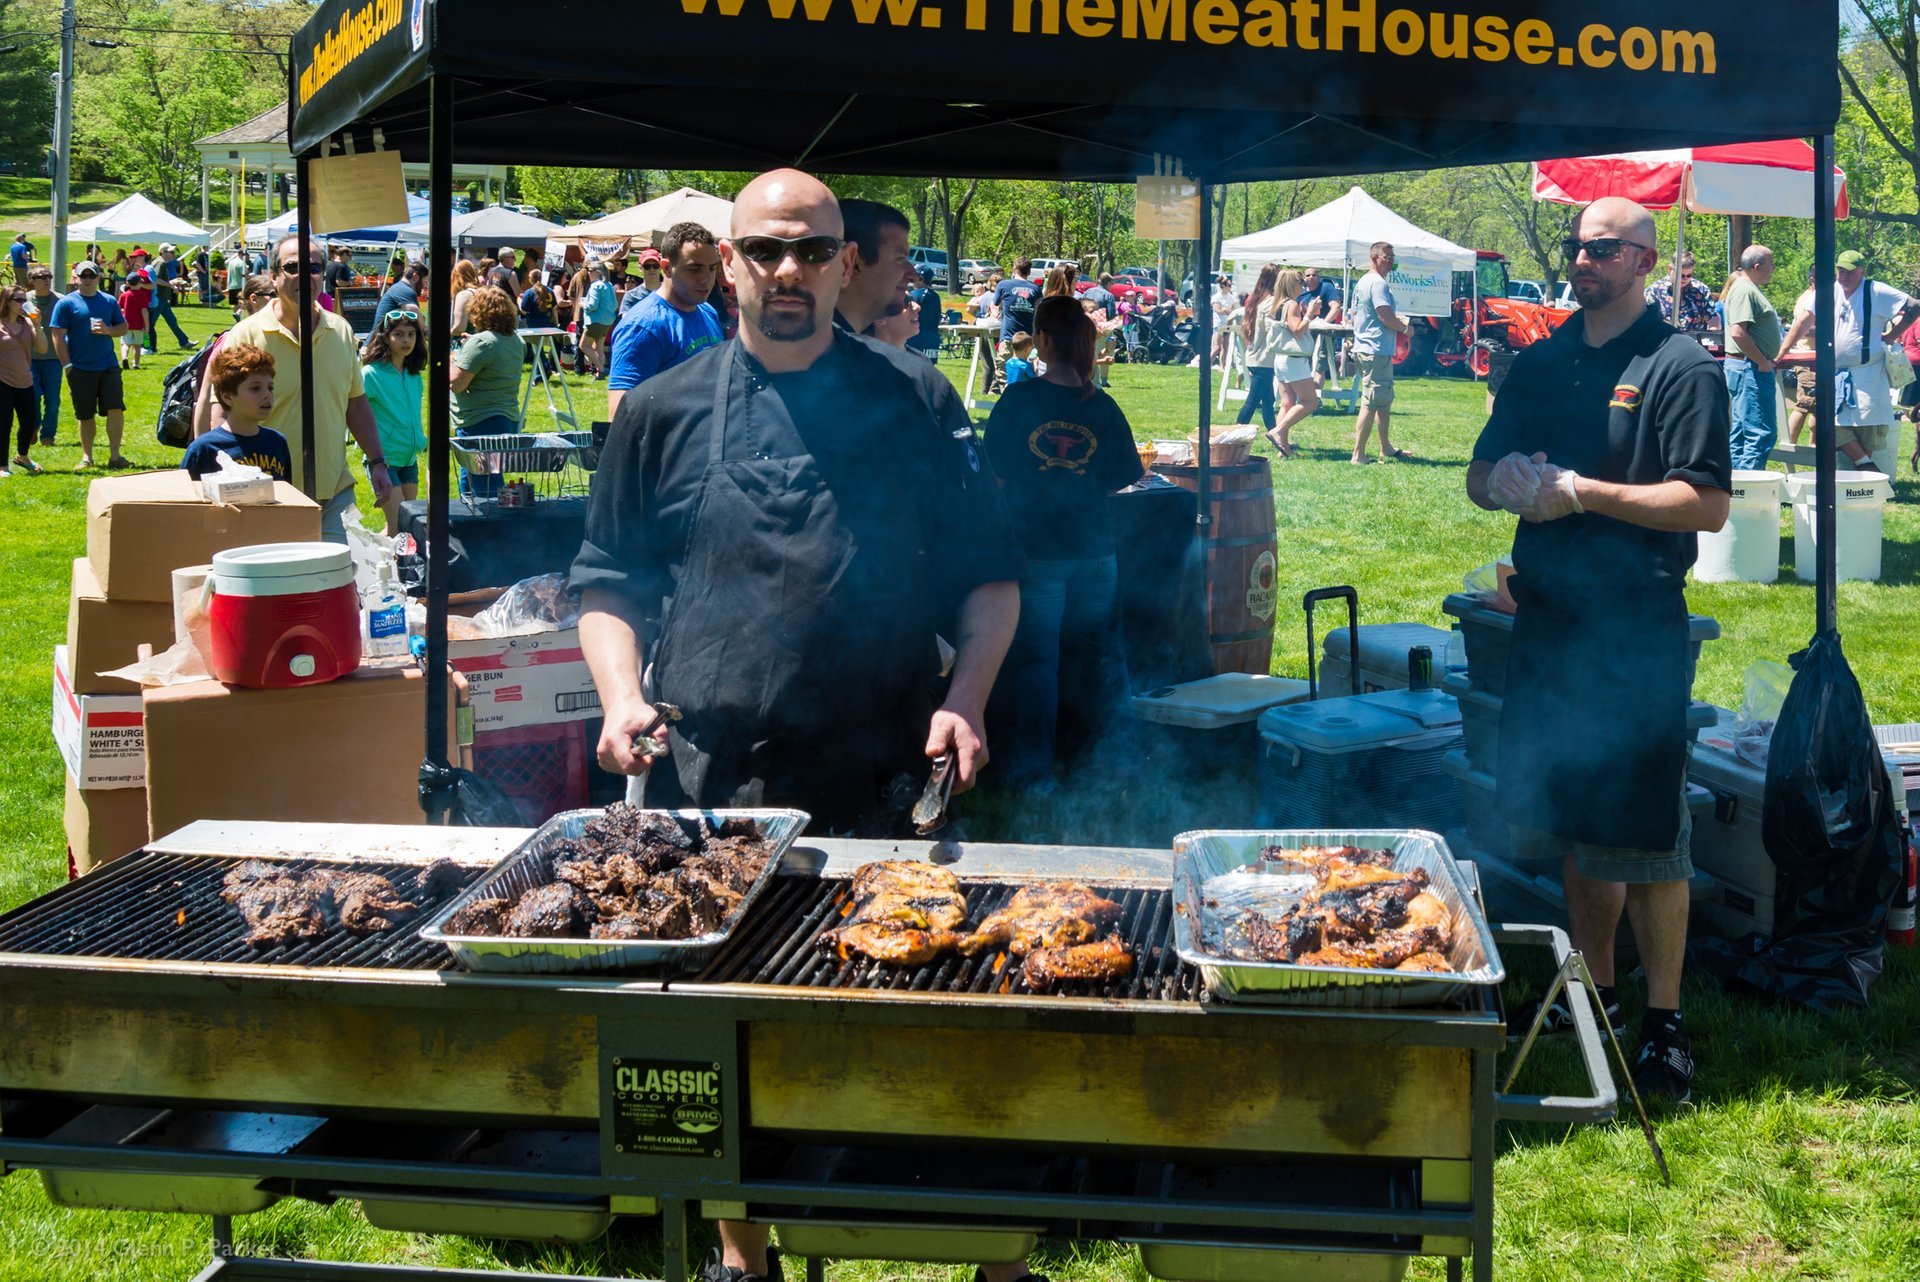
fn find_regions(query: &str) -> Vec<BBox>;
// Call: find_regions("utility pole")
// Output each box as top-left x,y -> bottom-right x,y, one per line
51,0 -> 75,290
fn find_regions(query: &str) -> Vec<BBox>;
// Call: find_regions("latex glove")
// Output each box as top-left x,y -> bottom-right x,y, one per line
1488,452 -> 1543,513
1522,465 -> 1584,522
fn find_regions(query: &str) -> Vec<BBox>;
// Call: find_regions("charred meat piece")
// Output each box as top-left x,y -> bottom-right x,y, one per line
1257,844 -> 1394,874
331,872 -> 427,936
1020,935 -> 1135,990
1229,865 -> 1454,969
591,887 -> 694,940
849,890 -> 969,932
445,896 -> 511,936
501,882 -> 596,937
958,883 -> 1124,956
220,862 -> 439,949
413,859 -> 466,900
821,922 -> 963,966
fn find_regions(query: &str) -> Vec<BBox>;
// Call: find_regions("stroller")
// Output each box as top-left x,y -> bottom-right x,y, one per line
1115,310 -> 1152,364
1146,302 -> 1198,365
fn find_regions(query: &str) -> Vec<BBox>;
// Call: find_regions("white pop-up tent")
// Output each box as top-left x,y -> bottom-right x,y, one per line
419,205 -> 559,254
247,194 -> 432,247
64,193 -> 210,247
1222,185 -> 1476,273
545,187 -> 733,262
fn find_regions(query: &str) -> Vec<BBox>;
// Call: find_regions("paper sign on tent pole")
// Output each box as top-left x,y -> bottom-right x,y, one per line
1138,176 -> 1201,240
308,150 -> 408,236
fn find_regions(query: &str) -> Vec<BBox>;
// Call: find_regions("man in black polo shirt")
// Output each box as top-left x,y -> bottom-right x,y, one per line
574,168 -> 1029,1282
1467,197 -> 1730,1105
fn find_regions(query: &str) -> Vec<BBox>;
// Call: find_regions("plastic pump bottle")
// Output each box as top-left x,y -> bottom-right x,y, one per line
365,566 -> 410,660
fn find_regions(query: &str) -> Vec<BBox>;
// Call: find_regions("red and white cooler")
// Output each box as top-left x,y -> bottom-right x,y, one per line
204,543 -> 362,688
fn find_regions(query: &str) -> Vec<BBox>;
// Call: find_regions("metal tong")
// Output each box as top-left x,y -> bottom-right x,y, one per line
911,755 -> 956,835
633,703 -> 682,760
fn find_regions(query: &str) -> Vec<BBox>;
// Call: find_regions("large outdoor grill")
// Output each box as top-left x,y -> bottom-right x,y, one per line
0,822 -> 1614,1282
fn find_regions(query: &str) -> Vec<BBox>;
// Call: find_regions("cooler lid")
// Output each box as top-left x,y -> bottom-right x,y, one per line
1133,673 -> 1311,728
1320,622 -> 1452,668
1259,688 -> 1460,752
211,542 -> 353,581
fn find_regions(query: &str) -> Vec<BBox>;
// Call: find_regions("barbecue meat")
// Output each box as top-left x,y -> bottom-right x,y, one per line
413,859 -> 466,900
848,890 -> 969,932
822,923 -> 963,966
1258,844 -> 1394,874
220,861 -> 451,949
958,883 -> 1124,956
1227,862 -> 1455,971
1020,936 -> 1135,990
502,882 -> 595,937
850,861 -> 960,900
1395,951 -> 1453,973
453,807 -> 775,941
445,896 -> 511,936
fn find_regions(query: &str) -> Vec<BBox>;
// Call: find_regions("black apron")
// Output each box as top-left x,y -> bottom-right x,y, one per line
1496,572 -> 1690,852
646,343 -> 941,833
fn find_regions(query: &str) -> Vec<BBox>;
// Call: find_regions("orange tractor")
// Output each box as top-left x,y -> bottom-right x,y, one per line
1392,250 -> 1574,378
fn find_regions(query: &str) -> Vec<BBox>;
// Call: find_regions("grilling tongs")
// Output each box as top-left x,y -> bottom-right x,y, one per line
912,755 -> 956,835
632,703 -> 682,760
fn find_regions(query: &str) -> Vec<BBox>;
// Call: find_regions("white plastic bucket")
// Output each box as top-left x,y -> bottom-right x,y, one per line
1786,470 -> 1891,582
1694,470 -> 1783,583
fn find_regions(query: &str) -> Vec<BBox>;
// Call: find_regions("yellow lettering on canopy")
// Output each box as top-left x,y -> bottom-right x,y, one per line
1069,0 -> 1116,37
1016,0 -> 1062,34
1290,0 -> 1320,50
966,0 -> 989,28
849,0 -> 920,23
1324,0 -> 1373,52
1381,8 -> 1421,54
1662,29 -> 1714,74
1577,22 -> 1613,67
1619,25 -> 1656,70
1512,18 -> 1551,64
1428,12 -> 1466,58
765,0 -> 836,16
1123,0 -> 1185,41
1242,0 -> 1287,46
1193,0 -> 1239,44
1471,13 -> 1508,60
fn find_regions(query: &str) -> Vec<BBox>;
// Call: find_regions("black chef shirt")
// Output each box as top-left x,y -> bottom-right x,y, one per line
571,331 -> 1025,640
1473,304 -> 1730,602
985,379 -> 1145,559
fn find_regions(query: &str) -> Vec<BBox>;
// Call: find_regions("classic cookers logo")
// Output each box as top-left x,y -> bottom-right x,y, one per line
610,1059 -> 727,1158
674,1103 -> 722,1134
1247,550 -> 1277,622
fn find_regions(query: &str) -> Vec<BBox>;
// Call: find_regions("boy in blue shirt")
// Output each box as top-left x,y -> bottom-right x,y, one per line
182,342 -> 291,481
1002,332 -> 1036,386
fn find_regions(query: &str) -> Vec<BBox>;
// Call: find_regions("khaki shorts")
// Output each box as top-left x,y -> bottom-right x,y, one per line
584,321 -> 610,340
1511,784 -> 1694,885
1359,352 -> 1395,408
1836,421 -> 1892,454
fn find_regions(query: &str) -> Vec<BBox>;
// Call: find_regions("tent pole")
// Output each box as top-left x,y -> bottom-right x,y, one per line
1669,204 -> 1686,328
296,154 -> 316,501
424,72 -> 455,810
1813,135 -> 1836,637
1196,177 -> 1213,617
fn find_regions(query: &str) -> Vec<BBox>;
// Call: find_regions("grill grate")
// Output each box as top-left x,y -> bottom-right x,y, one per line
692,876 -> 1202,1002
0,852 -> 485,971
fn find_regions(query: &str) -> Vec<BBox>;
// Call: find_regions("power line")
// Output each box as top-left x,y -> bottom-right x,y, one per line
76,23 -> 301,39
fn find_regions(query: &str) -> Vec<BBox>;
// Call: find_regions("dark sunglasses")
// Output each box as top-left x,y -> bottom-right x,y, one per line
733,234 -> 844,266
1561,236 -> 1651,262
277,261 -> 324,274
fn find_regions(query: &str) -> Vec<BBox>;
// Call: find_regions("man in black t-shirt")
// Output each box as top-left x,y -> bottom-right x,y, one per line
322,245 -> 355,299
1468,197 -> 1730,1106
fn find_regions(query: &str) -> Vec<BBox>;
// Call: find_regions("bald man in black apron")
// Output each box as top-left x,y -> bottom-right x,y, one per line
1467,197 -> 1730,1105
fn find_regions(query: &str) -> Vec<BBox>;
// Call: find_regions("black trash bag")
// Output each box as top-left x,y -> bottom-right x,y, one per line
1693,632 -> 1903,1012
418,757 -> 524,828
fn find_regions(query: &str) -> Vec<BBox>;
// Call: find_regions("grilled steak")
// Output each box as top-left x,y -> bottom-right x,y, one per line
502,882 -> 595,937
1229,856 -> 1454,972
220,860 -> 466,949
445,896 -> 511,936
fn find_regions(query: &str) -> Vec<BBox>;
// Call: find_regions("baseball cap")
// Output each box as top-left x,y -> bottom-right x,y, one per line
74,262 -> 99,277
130,245 -> 148,257
1836,250 -> 1866,271
637,248 -> 663,266
132,270 -> 151,284
158,242 -> 176,254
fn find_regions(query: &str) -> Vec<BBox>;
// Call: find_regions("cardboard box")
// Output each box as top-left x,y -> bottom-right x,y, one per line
142,665 -> 458,842
52,646 -> 146,789
64,772 -> 150,876
446,628 -> 600,732
86,470 -> 321,602
67,558 -> 178,696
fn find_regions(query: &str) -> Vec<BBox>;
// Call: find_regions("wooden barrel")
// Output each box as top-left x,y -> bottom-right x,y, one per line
1155,459 -> 1278,675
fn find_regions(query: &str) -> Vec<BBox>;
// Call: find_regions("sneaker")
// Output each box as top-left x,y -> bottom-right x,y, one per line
1505,989 -> 1625,1042
698,1249 -> 784,1282
1631,1022 -> 1693,1104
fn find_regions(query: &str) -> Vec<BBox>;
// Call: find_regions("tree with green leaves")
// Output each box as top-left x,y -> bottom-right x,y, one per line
516,166 -> 621,221
0,0 -> 56,171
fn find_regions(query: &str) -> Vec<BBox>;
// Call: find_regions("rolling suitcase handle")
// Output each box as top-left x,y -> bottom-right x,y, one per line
1303,585 -> 1358,701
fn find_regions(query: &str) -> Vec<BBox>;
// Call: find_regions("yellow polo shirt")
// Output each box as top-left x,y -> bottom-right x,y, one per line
223,303 -> 365,499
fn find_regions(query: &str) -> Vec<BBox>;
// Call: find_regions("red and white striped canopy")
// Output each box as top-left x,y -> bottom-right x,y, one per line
1532,139 -> 1848,219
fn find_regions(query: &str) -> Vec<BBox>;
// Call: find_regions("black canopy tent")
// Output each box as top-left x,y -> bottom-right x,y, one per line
285,0 -> 1843,811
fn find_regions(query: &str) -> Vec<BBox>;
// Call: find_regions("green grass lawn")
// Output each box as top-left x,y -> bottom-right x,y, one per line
1,333 -> 1916,1280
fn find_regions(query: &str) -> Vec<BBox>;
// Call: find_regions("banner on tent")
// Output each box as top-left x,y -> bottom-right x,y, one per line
1388,260 -> 1453,318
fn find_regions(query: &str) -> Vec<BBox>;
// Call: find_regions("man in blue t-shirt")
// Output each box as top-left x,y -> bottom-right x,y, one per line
9,234 -> 31,285
994,258 -> 1040,348
371,263 -> 425,332
47,262 -> 130,469
606,222 -> 723,419
908,269 -> 943,359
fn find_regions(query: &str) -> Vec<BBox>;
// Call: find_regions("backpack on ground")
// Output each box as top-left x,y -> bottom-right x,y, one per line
157,337 -> 219,448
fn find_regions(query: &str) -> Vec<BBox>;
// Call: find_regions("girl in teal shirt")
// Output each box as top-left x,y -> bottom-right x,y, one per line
360,309 -> 428,534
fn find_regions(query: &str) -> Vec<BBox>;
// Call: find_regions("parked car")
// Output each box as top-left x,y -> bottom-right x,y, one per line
1507,279 -> 1545,304
1108,274 -> 1172,305
1029,257 -> 1079,280
504,202 -> 544,218
1553,281 -> 1580,309
1121,265 -> 1169,286
908,245 -> 949,286
957,258 -> 1000,285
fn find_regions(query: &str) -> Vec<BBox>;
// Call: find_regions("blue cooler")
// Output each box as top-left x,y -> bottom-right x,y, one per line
1256,688 -> 1464,831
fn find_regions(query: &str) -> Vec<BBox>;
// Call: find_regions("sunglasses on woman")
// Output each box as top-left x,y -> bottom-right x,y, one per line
732,234 -> 844,266
1560,236 -> 1651,262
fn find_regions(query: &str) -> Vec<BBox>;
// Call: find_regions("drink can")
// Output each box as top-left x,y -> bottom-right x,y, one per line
1407,645 -> 1433,692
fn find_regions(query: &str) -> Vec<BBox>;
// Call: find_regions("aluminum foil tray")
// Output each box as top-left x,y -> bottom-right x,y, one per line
1171,828 -> 1504,1007
449,432 -> 577,475
420,808 -> 810,975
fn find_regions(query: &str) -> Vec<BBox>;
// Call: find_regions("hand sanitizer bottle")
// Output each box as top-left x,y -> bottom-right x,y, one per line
365,565 -> 410,661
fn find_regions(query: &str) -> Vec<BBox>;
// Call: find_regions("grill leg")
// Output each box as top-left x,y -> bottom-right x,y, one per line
211,1214 -> 233,1259
806,1258 -> 825,1282
1448,1258 -> 1464,1282
1474,1045 -> 1496,1282
661,1195 -> 689,1282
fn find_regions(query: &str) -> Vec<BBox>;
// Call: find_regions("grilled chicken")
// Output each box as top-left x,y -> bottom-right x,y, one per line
1231,858 -> 1455,972
1257,844 -> 1394,874
957,883 -> 1124,956
850,861 -> 960,900
1020,935 -> 1135,990
821,922 -> 964,966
